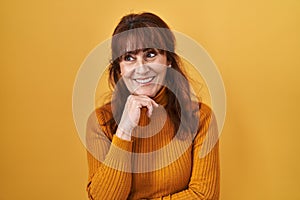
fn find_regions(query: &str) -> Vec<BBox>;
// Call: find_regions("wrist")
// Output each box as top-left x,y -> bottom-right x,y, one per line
116,128 -> 132,141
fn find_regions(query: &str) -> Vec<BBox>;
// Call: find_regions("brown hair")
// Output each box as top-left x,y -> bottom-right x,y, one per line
107,12 -> 199,138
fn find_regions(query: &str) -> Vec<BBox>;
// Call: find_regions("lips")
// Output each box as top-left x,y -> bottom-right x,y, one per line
134,76 -> 155,84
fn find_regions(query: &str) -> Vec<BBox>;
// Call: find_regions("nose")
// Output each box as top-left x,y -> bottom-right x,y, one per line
135,55 -> 149,74
135,65 -> 149,75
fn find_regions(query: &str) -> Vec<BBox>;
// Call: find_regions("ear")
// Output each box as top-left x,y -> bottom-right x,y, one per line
166,60 -> 172,68
117,69 -> 123,78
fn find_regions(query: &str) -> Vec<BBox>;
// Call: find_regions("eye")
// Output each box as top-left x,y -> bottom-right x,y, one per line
123,54 -> 135,61
145,49 -> 157,58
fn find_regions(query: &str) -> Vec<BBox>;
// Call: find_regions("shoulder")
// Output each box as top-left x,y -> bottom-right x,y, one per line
191,102 -> 217,139
87,103 -> 112,124
86,103 -> 114,140
191,101 -> 213,123
94,103 -> 113,124
192,102 -> 219,158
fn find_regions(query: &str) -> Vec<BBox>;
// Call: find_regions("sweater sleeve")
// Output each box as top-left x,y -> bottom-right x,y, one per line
151,104 -> 220,200
86,108 -> 133,200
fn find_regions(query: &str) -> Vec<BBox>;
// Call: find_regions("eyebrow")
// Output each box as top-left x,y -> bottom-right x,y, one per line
124,48 -> 157,55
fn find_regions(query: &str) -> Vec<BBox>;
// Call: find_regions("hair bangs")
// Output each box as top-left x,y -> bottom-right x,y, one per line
111,27 -> 172,61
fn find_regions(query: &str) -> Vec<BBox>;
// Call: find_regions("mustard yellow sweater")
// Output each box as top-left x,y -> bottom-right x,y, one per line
86,92 -> 220,200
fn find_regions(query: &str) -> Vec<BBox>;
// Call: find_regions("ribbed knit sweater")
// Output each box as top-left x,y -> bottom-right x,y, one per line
86,90 -> 220,200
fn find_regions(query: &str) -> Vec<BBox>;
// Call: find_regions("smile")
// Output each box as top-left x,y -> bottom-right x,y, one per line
134,76 -> 155,84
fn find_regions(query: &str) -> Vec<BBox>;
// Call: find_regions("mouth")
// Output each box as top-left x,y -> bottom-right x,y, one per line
134,76 -> 155,84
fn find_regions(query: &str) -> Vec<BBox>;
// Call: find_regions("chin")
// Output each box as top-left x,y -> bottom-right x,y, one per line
130,83 -> 162,97
134,88 -> 158,97
134,91 -> 155,97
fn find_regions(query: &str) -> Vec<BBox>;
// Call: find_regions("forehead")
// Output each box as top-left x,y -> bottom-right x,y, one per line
111,27 -> 171,60
123,48 -> 158,55
117,32 -> 162,53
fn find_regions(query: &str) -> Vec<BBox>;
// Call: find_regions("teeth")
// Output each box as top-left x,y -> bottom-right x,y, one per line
135,77 -> 154,84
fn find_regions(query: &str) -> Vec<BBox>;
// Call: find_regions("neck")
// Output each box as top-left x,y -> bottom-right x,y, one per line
152,86 -> 168,107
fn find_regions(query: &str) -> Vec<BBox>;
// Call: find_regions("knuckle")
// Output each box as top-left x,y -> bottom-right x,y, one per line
128,95 -> 136,102
132,99 -> 138,105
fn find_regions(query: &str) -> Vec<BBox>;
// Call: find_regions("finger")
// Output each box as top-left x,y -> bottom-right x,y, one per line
147,102 -> 153,117
152,100 -> 159,107
133,97 -> 153,117
128,95 -> 158,117
136,98 -> 152,110
144,100 -> 156,117
135,95 -> 159,107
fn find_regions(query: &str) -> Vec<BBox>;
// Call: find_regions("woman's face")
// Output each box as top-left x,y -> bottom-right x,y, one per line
119,48 -> 169,97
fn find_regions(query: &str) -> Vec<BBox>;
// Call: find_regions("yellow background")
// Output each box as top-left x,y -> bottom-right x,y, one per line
1,0 -> 300,199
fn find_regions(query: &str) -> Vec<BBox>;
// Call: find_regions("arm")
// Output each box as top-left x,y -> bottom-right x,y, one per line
151,104 -> 220,200
86,109 -> 133,200
86,95 -> 158,200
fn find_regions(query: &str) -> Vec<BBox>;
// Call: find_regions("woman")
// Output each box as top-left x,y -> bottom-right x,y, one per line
86,12 -> 220,200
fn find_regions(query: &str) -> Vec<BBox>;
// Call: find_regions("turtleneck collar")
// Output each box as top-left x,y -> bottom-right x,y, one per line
135,86 -> 169,131
152,86 -> 168,107
136,86 -> 168,127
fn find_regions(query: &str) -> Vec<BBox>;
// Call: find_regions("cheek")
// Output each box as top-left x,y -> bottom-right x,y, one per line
159,69 -> 168,81
120,64 -> 132,77
152,65 -> 168,77
119,63 -> 125,74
